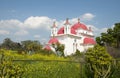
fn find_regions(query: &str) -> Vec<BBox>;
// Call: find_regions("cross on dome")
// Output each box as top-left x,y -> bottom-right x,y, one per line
52,21 -> 56,27
89,27 -> 92,31
78,18 -> 80,23
64,18 -> 70,25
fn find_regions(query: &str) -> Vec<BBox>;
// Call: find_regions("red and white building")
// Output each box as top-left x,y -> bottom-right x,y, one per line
45,18 -> 96,56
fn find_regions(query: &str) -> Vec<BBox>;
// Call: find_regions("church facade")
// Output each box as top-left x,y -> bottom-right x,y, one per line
45,18 -> 96,56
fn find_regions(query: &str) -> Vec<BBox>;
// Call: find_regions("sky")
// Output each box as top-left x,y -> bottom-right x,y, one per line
0,0 -> 120,44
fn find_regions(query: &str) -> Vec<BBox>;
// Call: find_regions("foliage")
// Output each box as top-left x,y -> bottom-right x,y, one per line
16,61 -> 80,78
0,38 -> 64,56
95,23 -> 120,58
0,49 -> 24,78
0,38 -> 43,54
113,23 -> 120,48
109,60 -> 120,78
0,38 -> 22,50
69,50 -> 85,63
0,49 -> 120,78
96,23 -> 120,48
52,43 -> 64,56
0,49 -> 81,78
38,49 -> 55,55
21,40 -> 42,53
85,45 -> 114,78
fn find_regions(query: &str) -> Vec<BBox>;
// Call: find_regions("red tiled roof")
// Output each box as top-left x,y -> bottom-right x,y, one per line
44,45 -> 51,50
71,28 -> 76,34
84,37 -> 96,44
57,27 -> 64,34
72,23 -> 88,30
57,27 -> 76,35
48,37 -> 59,44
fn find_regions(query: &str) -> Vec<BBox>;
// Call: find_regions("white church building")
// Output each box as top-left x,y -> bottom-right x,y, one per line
45,18 -> 96,56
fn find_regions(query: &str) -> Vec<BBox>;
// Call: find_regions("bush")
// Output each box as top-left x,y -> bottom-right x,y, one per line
0,49 -> 81,78
0,49 -> 24,78
85,45 -> 114,78
15,61 -> 80,78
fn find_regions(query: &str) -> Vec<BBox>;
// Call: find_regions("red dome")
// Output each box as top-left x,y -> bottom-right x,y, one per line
84,37 -> 96,44
57,27 -> 76,35
48,38 -> 59,44
71,28 -> 76,34
72,23 -> 88,30
57,27 -> 64,34
44,45 -> 51,50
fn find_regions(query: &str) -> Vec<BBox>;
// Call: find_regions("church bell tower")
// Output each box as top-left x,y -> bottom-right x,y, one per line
64,18 -> 71,34
51,22 -> 57,36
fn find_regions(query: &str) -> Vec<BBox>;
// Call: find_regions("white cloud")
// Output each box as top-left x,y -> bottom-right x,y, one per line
0,19 -> 23,29
0,16 -> 55,30
24,16 -> 53,30
0,30 -> 10,35
101,28 -> 108,33
70,18 -> 77,24
87,25 -> 98,31
0,15 -> 110,42
70,18 -> 85,25
87,25 -> 107,36
81,13 -> 95,21
14,30 -> 29,36
34,35 -> 40,38
0,16 -> 55,42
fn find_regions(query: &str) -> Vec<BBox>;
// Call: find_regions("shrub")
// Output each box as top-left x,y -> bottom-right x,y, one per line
0,49 -> 24,78
85,45 -> 114,78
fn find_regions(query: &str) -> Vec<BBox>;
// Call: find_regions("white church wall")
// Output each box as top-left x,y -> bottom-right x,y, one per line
77,29 -> 87,35
77,28 -> 94,37
63,36 -> 76,56
77,44 -> 85,52
76,38 -> 85,52
57,36 -> 65,44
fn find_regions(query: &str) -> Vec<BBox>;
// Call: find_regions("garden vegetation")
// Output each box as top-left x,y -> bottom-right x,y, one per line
0,23 -> 120,78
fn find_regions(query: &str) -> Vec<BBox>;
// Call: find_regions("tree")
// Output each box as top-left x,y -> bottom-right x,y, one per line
101,32 -> 114,46
0,38 -> 22,51
52,43 -> 64,56
85,45 -> 114,78
113,23 -> 120,48
96,37 -> 104,46
1,38 -> 14,50
21,40 -> 42,54
96,23 -> 120,48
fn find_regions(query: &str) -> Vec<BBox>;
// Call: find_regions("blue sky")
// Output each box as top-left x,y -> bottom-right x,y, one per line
0,0 -> 120,43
